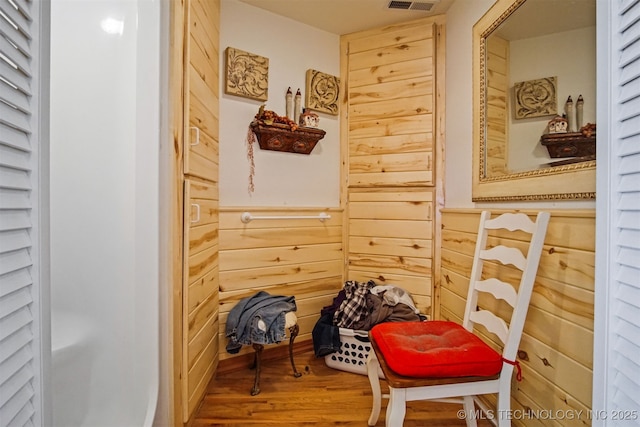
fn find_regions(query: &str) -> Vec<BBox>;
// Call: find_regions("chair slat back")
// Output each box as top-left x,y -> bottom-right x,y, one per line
479,246 -> 528,270
475,278 -> 517,306
483,211 -> 538,233
462,211 -> 550,360
469,310 -> 509,343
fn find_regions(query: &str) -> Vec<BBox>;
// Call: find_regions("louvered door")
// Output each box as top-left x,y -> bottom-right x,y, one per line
594,0 -> 640,421
0,0 -> 48,425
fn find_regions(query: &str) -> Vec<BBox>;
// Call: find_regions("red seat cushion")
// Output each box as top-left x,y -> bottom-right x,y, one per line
370,321 -> 502,378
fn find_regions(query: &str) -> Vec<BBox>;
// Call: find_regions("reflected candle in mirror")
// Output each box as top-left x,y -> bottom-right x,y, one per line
576,95 -> 584,129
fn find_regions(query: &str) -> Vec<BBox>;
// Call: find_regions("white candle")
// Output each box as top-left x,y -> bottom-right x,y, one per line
285,87 -> 293,120
565,96 -> 575,132
576,95 -> 584,130
294,89 -> 302,124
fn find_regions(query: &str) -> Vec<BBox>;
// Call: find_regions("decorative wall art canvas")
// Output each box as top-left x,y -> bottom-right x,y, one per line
305,69 -> 340,115
225,47 -> 269,101
513,76 -> 558,119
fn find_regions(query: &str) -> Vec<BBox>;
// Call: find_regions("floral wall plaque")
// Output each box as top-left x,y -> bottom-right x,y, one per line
513,76 -> 557,119
305,69 -> 339,115
225,47 -> 269,101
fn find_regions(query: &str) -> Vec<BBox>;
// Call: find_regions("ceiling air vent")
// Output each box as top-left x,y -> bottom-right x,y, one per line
387,1 -> 436,11
388,1 -> 412,9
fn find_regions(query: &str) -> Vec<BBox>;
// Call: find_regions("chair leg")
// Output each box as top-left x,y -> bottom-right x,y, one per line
251,343 -> 264,396
288,323 -> 302,378
496,385 -> 512,427
386,388 -> 407,427
463,396 -> 478,427
367,351 -> 382,427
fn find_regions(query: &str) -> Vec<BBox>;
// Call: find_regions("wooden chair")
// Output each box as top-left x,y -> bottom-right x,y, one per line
366,211 -> 550,427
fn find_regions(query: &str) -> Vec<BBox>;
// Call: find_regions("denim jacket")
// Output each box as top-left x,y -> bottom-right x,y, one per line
225,291 -> 297,354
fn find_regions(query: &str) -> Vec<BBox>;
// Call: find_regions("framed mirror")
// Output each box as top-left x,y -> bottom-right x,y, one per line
472,0 -> 597,201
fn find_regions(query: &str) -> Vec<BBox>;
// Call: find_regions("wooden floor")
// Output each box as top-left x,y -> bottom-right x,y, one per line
192,349 -> 494,426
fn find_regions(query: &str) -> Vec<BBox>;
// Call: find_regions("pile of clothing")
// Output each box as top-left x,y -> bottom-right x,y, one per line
225,291 -> 297,354
312,280 -> 425,357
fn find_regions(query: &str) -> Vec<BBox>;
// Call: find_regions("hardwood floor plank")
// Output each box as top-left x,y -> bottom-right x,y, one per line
192,349 -> 493,426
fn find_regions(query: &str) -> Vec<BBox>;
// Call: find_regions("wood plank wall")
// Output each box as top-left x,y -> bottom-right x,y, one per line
486,35 -> 508,176
341,17 -> 446,315
183,0 -> 221,415
439,209 -> 595,427
347,189 -> 434,312
183,178 -> 219,418
217,207 -> 344,361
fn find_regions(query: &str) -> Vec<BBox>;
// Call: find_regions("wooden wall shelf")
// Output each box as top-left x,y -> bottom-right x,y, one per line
541,132 -> 596,158
250,121 -> 326,155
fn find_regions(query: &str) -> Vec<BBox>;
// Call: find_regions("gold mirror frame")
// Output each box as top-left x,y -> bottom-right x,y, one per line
472,0 -> 596,202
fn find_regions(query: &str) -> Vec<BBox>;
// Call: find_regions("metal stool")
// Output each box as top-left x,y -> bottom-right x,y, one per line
250,311 -> 301,395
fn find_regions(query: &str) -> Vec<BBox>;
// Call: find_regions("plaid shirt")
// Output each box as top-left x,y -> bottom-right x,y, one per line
333,280 -> 375,329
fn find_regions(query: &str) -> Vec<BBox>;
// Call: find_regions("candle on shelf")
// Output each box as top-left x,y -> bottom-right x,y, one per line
294,89 -> 302,124
285,87 -> 293,120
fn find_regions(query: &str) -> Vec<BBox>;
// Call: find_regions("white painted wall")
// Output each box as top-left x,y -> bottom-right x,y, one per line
220,0 -> 341,207
508,26 -> 596,172
219,0 -> 596,210
444,0 -> 495,208
444,0 -> 595,209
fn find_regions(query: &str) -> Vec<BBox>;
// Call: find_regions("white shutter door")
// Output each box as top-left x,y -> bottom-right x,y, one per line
0,0 -> 46,426
595,0 -> 640,424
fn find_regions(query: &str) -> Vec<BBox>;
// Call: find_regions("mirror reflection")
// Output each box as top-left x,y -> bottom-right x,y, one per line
483,0 -> 596,177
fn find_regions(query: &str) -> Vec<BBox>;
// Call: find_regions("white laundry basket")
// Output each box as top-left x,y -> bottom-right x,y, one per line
324,328 -> 384,378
